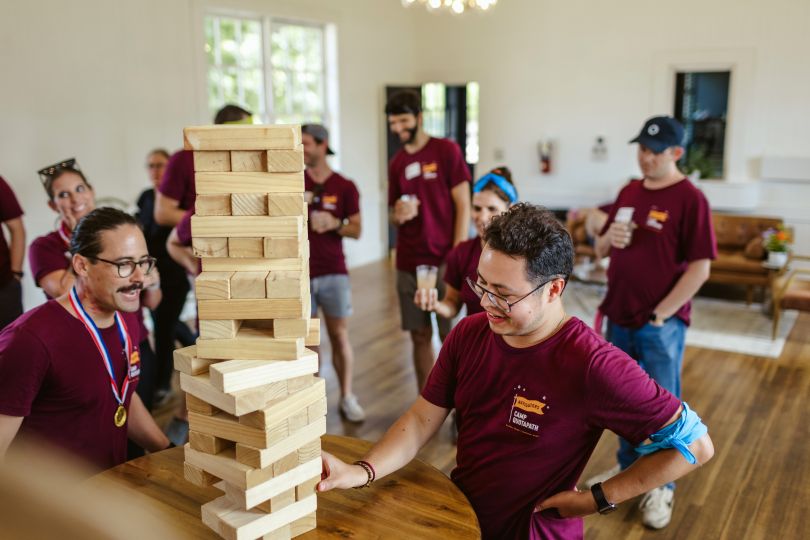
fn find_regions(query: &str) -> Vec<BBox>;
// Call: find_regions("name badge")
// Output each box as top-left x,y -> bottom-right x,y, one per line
404,161 -> 421,181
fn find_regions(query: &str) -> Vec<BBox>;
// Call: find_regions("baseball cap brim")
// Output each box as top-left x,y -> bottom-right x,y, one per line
629,134 -> 670,154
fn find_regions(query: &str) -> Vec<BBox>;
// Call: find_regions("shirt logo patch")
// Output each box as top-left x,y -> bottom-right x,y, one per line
646,207 -> 669,231
648,124 -> 660,136
404,161 -> 421,180
422,162 -> 438,180
322,194 -> 338,210
506,385 -> 547,437
129,350 -> 141,379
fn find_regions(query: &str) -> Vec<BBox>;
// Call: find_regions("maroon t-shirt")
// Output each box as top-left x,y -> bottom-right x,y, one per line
422,313 -> 681,539
305,171 -> 360,278
599,179 -> 716,328
388,137 -> 471,272
0,176 -> 24,285
443,237 -> 483,316
0,300 -> 141,471
158,149 -> 196,210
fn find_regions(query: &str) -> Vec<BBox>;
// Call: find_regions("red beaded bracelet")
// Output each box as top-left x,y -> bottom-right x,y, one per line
353,460 -> 376,488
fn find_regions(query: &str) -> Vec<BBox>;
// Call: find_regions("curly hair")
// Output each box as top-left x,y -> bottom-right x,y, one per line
483,203 -> 574,284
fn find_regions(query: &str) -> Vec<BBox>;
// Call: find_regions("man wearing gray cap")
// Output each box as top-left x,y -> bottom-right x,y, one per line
586,116 -> 717,529
301,124 -> 365,422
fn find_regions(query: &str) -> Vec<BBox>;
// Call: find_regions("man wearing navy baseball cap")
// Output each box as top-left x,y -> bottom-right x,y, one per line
587,116 -> 717,529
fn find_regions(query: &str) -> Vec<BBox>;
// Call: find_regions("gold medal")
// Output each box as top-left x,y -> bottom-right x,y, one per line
114,405 -> 127,427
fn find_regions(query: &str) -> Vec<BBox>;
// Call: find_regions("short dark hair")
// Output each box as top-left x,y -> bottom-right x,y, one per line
214,104 -> 252,125
70,207 -> 140,260
483,203 -> 574,285
385,90 -> 422,116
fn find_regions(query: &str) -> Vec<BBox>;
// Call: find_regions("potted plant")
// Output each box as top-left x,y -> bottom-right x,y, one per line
763,225 -> 791,267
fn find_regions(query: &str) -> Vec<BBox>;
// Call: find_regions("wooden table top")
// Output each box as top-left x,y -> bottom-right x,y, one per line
85,435 -> 479,539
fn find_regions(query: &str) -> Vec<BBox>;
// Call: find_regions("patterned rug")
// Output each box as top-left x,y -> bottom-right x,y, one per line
565,281 -> 798,359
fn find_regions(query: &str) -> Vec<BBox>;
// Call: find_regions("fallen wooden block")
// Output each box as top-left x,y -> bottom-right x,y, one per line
196,194 -> 232,216
194,151 -> 231,172
239,378 -> 325,429
196,327 -> 304,361
208,351 -> 318,392
184,125 -> 301,151
196,172 -> 304,195
184,462 -> 219,488
193,237 -> 228,257
188,410 -> 289,449
196,272 -> 233,300
198,298 -> 306,321
187,393 -> 218,416
201,494 -> 316,540
174,345 -> 218,375
266,147 -> 304,173
199,319 -> 243,340
231,193 -> 268,216
191,215 -> 302,239
190,430 -> 235,455
202,257 -> 303,273
230,150 -> 268,173
229,270 -> 269,299
180,372 -> 288,417
267,194 -> 306,217
235,417 -> 326,469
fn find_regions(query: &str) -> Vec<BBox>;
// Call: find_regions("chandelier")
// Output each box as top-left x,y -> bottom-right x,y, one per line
401,0 -> 499,15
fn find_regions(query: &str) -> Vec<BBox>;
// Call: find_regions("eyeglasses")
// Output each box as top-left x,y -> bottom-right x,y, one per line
90,256 -> 157,278
38,158 -> 81,185
465,275 -> 561,313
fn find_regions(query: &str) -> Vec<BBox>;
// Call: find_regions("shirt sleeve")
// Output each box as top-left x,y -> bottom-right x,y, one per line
443,139 -> 471,190
0,327 -> 51,417
680,189 -> 717,262
175,209 -> 194,247
388,158 -> 400,208
420,319 -> 464,409
344,180 -> 360,218
29,235 -> 69,286
158,151 -> 190,205
0,177 -> 24,222
584,344 -> 681,445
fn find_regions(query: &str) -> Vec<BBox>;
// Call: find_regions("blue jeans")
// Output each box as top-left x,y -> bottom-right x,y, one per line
607,317 -> 686,490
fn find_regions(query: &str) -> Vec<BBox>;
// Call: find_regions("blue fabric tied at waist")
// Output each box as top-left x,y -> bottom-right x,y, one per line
635,402 -> 707,465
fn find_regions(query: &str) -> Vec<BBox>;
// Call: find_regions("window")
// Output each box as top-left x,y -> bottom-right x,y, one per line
674,71 -> 731,180
421,82 -> 447,138
204,15 -> 330,126
418,82 -> 479,165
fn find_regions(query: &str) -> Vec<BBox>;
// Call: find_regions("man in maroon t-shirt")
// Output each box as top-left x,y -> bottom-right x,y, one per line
589,116 -> 717,530
302,124 -> 365,423
0,208 -> 170,471
0,176 -> 26,329
386,90 -> 471,391
317,205 -> 714,539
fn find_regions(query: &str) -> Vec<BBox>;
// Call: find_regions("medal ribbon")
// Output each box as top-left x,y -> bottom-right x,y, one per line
68,287 -> 132,408
57,221 -> 72,248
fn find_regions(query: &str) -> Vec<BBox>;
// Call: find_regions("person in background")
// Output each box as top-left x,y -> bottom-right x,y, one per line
415,166 -> 517,320
386,90 -> 471,391
301,123 -> 365,423
0,176 -> 25,330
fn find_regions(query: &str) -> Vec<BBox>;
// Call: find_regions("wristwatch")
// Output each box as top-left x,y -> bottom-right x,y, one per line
649,312 -> 661,325
591,482 -> 617,515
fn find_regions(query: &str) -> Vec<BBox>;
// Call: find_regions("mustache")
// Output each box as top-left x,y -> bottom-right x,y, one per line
117,283 -> 143,293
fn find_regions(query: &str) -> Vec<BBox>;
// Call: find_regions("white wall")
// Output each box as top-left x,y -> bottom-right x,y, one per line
0,0 -> 417,310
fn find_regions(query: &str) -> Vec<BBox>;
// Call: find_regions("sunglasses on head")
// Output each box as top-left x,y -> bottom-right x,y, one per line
38,158 -> 81,186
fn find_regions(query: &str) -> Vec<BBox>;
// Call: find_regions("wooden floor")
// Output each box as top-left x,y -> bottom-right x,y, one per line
163,259 -> 810,539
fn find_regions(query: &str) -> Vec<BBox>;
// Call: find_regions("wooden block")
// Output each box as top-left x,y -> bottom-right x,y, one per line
256,487 -> 294,513
297,440 -> 321,465
196,272 -> 233,300
287,410 -> 308,432
230,150 -> 268,172
184,462 -> 219,487
184,125 -> 301,151
180,372 -> 290,417
307,396 -> 327,423
185,445 -> 274,490
266,147 -> 304,173
267,194 -> 306,217
289,512 -> 316,537
272,319 -> 309,339
201,494 -> 316,540
263,238 -> 302,259
305,319 -> 320,347
239,378 -> 324,429
193,237 -> 228,257
187,393 -> 217,415
262,526 -> 291,540
199,319 -> 243,339
231,193 -> 268,216
196,194 -> 232,216
174,345 -> 218,375
235,417 -> 326,469
197,327 -> 304,361
194,151 -> 231,172
230,270 -> 269,299
272,452 -> 299,477
190,430 -> 234,455
192,215 -> 302,238
196,172 -> 304,195
266,270 -> 303,299
228,238 -> 265,259
188,411 -> 289,449
219,458 -> 321,510
286,376 -> 315,393
202,257 -> 303,273
295,475 -> 320,502
198,298 -> 306,320
209,351 -> 318,393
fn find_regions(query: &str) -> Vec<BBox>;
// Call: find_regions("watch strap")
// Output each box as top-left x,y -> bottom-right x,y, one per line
591,482 -> 617,514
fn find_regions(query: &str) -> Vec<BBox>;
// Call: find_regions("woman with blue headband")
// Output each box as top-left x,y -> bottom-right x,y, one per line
415,166 -> 518,319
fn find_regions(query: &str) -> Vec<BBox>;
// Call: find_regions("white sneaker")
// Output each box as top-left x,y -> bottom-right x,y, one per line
339,395 -> 366,423
639,486 -> 674,529
583,464 -> 621,489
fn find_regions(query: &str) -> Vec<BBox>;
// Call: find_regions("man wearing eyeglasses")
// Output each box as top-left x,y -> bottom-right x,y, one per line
0,207 -> 170,470
317,204 -> 713,539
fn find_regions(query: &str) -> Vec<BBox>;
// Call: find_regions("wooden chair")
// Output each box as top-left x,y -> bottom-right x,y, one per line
772,255 -> 810,339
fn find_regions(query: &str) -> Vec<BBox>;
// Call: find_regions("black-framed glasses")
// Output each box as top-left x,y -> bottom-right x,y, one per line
90,256 -> 157,278
465,275 -> 561,313
38,158 -> 81,185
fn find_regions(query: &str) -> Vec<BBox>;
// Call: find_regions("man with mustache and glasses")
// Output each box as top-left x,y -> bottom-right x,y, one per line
318,205 -> 714,540
386,90 -> 471,392
0,208 -> 170,471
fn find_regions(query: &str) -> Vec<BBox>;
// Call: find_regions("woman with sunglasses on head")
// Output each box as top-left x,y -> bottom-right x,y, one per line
30,160 -> 161,425
415,166 -> 518,320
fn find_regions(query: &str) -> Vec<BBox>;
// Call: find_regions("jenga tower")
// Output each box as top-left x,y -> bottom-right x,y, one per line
173,124 -> 325,540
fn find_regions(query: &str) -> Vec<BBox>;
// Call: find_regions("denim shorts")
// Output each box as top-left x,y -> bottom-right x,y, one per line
310,274 -> 353,318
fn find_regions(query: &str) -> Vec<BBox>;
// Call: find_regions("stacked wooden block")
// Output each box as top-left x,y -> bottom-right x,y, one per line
174,124 -> 325,540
